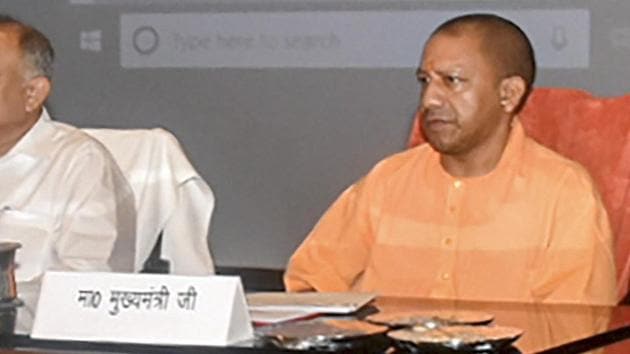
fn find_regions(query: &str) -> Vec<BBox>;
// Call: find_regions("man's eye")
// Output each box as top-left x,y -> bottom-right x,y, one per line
417,75 -> 430,85
447,75 -> 461,84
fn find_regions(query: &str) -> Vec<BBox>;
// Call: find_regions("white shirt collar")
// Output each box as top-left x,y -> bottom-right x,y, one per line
1,108 -> 54,162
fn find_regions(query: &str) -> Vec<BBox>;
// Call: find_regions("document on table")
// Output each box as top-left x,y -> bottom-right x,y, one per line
249,309 -> 318,325
246,292 -> 376,314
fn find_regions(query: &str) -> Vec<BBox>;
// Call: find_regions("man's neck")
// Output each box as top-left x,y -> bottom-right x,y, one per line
0,111 -> 41,157
440,123 -> 512,178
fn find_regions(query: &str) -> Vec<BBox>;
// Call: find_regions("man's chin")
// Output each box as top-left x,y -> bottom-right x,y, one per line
426,138 -> 459,155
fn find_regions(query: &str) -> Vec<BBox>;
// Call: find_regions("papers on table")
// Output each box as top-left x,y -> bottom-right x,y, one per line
247,292 -> 375,325
247,292 -> 375,317
249,309 -> 318,325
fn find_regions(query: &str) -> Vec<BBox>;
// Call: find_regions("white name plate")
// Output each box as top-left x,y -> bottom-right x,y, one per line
31,271 -> 253,346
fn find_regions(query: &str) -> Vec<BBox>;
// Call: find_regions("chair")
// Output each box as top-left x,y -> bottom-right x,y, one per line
408,87 -> 630,302
83,127 -> 215,275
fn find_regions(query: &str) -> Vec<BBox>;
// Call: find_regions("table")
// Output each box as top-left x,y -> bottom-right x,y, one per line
372,297 -> 630,353
1,296 -> 629,353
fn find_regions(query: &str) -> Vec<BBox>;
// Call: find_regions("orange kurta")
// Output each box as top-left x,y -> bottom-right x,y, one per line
285,120 -> 617,305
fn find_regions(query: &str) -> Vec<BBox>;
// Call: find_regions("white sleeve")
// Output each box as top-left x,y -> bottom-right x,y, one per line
54,143 -> 136,272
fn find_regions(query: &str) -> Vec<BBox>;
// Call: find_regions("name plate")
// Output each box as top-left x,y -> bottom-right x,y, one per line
31,271 -> 253,346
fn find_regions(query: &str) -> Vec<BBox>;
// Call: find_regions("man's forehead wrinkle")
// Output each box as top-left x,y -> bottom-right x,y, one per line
421,57 -> 469,74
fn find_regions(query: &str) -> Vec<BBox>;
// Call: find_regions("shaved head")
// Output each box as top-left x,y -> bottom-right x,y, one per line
430,13 -> 536,111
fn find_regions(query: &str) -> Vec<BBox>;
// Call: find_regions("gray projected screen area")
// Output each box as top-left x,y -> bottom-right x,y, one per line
4,0 -> 630,269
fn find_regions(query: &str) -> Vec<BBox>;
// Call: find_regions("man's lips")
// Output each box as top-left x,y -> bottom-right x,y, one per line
423,116 -> 455,130
424,109 -> 454,123
425,117 -> 452,123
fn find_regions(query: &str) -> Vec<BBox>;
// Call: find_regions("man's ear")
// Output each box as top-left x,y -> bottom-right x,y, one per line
23,76 -> 51,114
498,76 -> 526,114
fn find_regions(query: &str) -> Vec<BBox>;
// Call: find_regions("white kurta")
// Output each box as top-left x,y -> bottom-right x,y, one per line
83,128 -> 215,275
0,109 -> 136,333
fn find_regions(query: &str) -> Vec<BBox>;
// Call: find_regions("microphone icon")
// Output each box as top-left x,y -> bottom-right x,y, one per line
551,26 -> 568,51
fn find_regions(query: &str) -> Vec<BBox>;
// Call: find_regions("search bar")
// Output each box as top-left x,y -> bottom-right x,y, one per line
120,9 -> 589,69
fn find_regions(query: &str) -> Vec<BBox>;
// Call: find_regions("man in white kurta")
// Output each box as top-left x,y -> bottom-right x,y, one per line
1,109 -> 136,331
0,15 -> 135,332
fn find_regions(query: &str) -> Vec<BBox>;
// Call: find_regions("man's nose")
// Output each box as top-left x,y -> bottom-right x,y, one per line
420,81 -> 444,109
